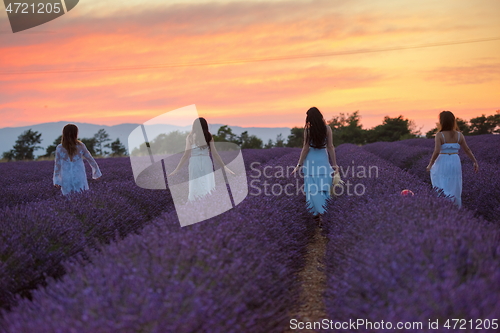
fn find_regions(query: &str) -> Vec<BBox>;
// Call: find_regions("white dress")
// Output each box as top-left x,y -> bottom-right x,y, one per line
430,132 -> 462,207
188,144 -> 216,201
53,143 -> 102,195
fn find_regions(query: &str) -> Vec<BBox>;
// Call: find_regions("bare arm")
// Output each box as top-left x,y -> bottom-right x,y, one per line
459,135 -> 479,172
426,134 -> 441,172
326,126 -> 339,172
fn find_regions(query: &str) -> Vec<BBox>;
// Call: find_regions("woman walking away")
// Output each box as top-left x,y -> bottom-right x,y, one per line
169,117 -> 234,201
426,111 -> 479,207
53,124 -> 102,195
292,107 -> 339,227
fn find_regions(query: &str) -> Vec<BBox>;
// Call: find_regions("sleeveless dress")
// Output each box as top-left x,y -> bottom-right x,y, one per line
188,144 -> 216,201
53,143 -> 102,195
430,132 -> 462,207
302,128 -> 333,215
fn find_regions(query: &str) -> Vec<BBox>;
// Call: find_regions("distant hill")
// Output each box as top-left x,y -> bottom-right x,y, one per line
0,122 -> 291,157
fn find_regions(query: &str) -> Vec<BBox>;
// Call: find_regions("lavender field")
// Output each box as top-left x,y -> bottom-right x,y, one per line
0,138 -> 499,332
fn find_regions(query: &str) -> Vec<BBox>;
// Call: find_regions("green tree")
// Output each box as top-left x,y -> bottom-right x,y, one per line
264,139 -> 274,149
2,150 -> 14,161
457,118 -> 470,135
3,129 -> 43,161
213,125 -> 240,144
366,115 -> 419,143
286,127 -> 304,147
43,135 -> 62,157
328,111 -> 366,145
275,133 -> 285,147
80,137 -> 97,156
131,131 -> 189,156
469,113 -> 500,135
240,131 -> 263,149
94,129 -> 111,156
109,138 -> 128,157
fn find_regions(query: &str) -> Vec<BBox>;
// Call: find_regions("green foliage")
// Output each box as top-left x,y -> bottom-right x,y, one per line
286,127 -> 304,148
80,137 -> 97,156
425,112 -> 498,138
213,125 -> 263,149
109,138 -> 128,157
274,133 -> 285,147
213,125 -> 239,144
240,131 -> 263,149
365,115 -> 420,143
93,129 -> 111,156
132,131 -> 189,156
43,135 -> 62,158
2,129 -> 43,161
457,118 -> 470,135
328,111 -> 366,146
469,113 -> 500,135
264,139 -> 274,149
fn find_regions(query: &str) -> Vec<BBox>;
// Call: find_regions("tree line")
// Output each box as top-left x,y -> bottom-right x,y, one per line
285,110 -> 500,148
2,128 -> 127,161
424,112 -> 500,138
4,110 -> 499,161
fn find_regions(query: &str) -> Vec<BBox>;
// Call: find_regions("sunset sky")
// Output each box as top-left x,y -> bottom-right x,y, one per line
1,0 -> 499,134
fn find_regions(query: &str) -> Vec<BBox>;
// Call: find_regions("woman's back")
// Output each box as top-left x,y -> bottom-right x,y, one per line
56,143 -> 85,162
189,134 -> 210,157
439,131 -> 461,154
53,142 -> 102,195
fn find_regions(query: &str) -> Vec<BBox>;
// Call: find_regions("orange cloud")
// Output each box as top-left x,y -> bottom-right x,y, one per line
0,0 -> 499,133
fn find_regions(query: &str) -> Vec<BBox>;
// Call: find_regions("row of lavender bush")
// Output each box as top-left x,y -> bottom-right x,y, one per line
1,150 -> 314,333
363,135 -> 500,222
0,181 -> 172,311
398,134 -> 500,165
0,149 -> 292,312
0,148 -> 295,209
323,144 -> 500,332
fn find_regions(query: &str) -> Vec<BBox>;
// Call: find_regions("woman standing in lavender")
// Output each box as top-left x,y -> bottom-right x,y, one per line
53,124 -> 102,195
169,117 -> 234,201
426,111 -> 479,207
292,107 -> 339,227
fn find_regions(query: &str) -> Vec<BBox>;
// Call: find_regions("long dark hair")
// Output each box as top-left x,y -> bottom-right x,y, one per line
305,107 -> 327,148
438,111 -> 459,132
61,124 -> 81,158
191,117 -> 212,149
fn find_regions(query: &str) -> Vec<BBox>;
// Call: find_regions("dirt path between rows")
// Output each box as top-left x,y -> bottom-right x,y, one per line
285,225 -> 328,332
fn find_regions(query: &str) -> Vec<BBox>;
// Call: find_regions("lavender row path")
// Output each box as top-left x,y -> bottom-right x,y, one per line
0,150 -> 315,333
323,144 -> 500,332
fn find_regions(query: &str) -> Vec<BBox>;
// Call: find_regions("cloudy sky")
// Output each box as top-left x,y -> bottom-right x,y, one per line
1,0 -> 499,133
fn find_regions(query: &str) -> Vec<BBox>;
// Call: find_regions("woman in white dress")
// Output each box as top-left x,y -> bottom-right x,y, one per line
291,107 -> 339,227
426,111 -> 479,207
169,118 -> 234,201
53,124 -> 102,195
